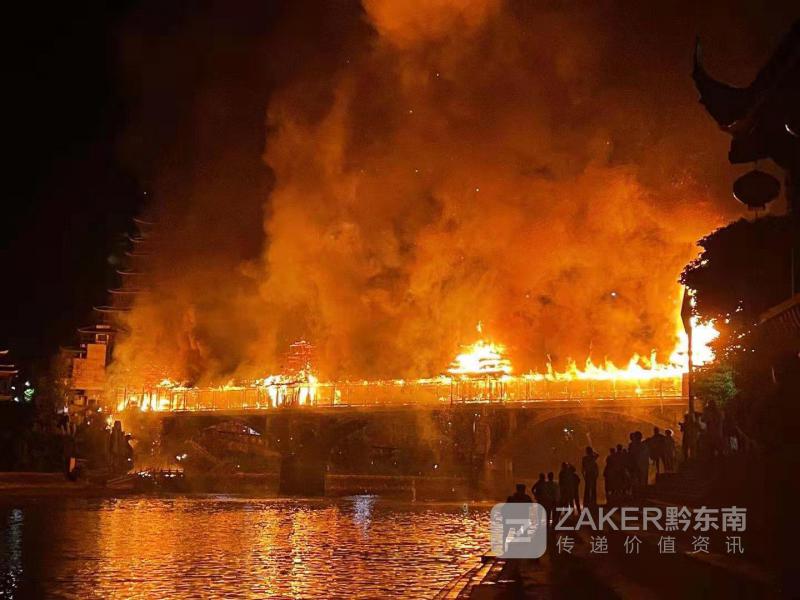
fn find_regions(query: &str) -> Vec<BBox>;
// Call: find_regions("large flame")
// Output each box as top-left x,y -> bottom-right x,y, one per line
447,340 -> 513,376
671,317 -> 719,368
444,317 -> 717,382
447,321 -> 513,376
111,314 -> 719,413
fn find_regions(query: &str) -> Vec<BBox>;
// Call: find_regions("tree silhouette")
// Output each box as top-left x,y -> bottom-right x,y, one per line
681,215 -> 793,359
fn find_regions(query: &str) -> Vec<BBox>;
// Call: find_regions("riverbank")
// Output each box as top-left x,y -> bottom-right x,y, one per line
0,470 -> 490,500
444,510 -> 780,599
0,472 -> 120,496
453,543 -> 778,599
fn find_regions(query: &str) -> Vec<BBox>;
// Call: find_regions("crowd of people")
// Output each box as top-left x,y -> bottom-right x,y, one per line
506,427 -> 679,521
682,400 -> 744,461
603,427 -> 676,498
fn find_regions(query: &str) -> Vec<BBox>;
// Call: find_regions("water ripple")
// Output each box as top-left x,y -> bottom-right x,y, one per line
0,496 -> 490,599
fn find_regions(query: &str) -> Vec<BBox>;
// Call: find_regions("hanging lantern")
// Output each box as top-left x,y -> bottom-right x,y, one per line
732,169 -> 780,210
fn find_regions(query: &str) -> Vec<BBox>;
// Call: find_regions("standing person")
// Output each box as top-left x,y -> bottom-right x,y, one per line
627,432 -> 640,487
616,444 -> 629,495
532,473 -> 546,505
628,431 -> 649,489
542,472 -> 559,524
558,462 -> 572,510
681,412 -> 698,461
506,483 -> 533,503
663,429 -> 676,471
619,449 -> 632,495
568,464 -> 581,513
581,447 -> 599,508
603,448 -> 617,499
635,432 -> 650,488
646,427 -> 666,474
503,484 -> 532,553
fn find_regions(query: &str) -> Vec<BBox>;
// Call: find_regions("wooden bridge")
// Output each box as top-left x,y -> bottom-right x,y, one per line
109,375 -> 686,414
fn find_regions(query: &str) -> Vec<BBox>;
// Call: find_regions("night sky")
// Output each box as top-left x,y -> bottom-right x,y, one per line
5,3 -> 140,366
3,2 -> 283,368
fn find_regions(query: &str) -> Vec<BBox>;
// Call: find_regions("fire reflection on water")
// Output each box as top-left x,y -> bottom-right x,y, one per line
0,508 -> 23,596
0,497 -> 489,599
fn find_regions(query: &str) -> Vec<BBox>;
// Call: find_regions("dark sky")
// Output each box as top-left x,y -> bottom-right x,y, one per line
3,1 -> 283,367
4,3 -> 140,366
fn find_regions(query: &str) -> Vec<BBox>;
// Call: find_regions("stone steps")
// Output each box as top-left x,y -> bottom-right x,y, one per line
647,464 -> 714,505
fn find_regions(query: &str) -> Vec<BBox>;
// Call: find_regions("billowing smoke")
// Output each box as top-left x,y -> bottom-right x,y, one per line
110,0 -> 793,383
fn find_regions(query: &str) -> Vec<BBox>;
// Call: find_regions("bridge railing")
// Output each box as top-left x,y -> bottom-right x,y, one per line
109,375 -> 684,413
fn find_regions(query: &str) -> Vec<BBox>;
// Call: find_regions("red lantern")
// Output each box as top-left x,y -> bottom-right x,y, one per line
732,169 -> 780,210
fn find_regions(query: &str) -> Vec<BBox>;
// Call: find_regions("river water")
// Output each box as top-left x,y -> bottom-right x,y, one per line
0,496 -> 491,599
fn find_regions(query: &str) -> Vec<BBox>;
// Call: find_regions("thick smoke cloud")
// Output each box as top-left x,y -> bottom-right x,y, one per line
111,0 -> 796,383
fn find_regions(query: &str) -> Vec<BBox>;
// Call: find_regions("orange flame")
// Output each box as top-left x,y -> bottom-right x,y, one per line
447,340 -> 513,376
110,317 -> 719,413
446,318 -> 718,382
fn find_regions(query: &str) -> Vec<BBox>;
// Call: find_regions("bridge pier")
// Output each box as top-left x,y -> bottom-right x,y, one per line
279,452 -> 327,495
266,412 -> 370,496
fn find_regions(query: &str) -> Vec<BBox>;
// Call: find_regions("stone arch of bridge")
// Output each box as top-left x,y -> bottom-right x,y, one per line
490,405 -> 684,461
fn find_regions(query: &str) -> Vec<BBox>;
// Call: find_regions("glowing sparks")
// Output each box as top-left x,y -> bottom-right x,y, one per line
671,317 -> 719,367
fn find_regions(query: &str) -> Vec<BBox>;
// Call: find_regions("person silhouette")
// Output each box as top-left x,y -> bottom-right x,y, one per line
558,462 -> 572,510
664,429 -> 676,471
542,472 -> 559,524
503,484 -> 532,554
628,431 -> 649,490
581,446 -> 599,508
646,427 -> 666,474
604,447 -> 617,498
568,464 -> 581,512
507,483 -> 533,503
532,472 -> 546,505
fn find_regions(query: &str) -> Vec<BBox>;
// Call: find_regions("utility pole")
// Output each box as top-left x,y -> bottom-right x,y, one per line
681,287 -> 694,461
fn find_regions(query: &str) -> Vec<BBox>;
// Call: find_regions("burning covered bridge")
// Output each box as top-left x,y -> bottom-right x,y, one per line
109,330 -> 710,414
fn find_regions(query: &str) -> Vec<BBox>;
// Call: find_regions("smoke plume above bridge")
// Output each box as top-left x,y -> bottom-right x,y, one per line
111,0 -> 791,384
